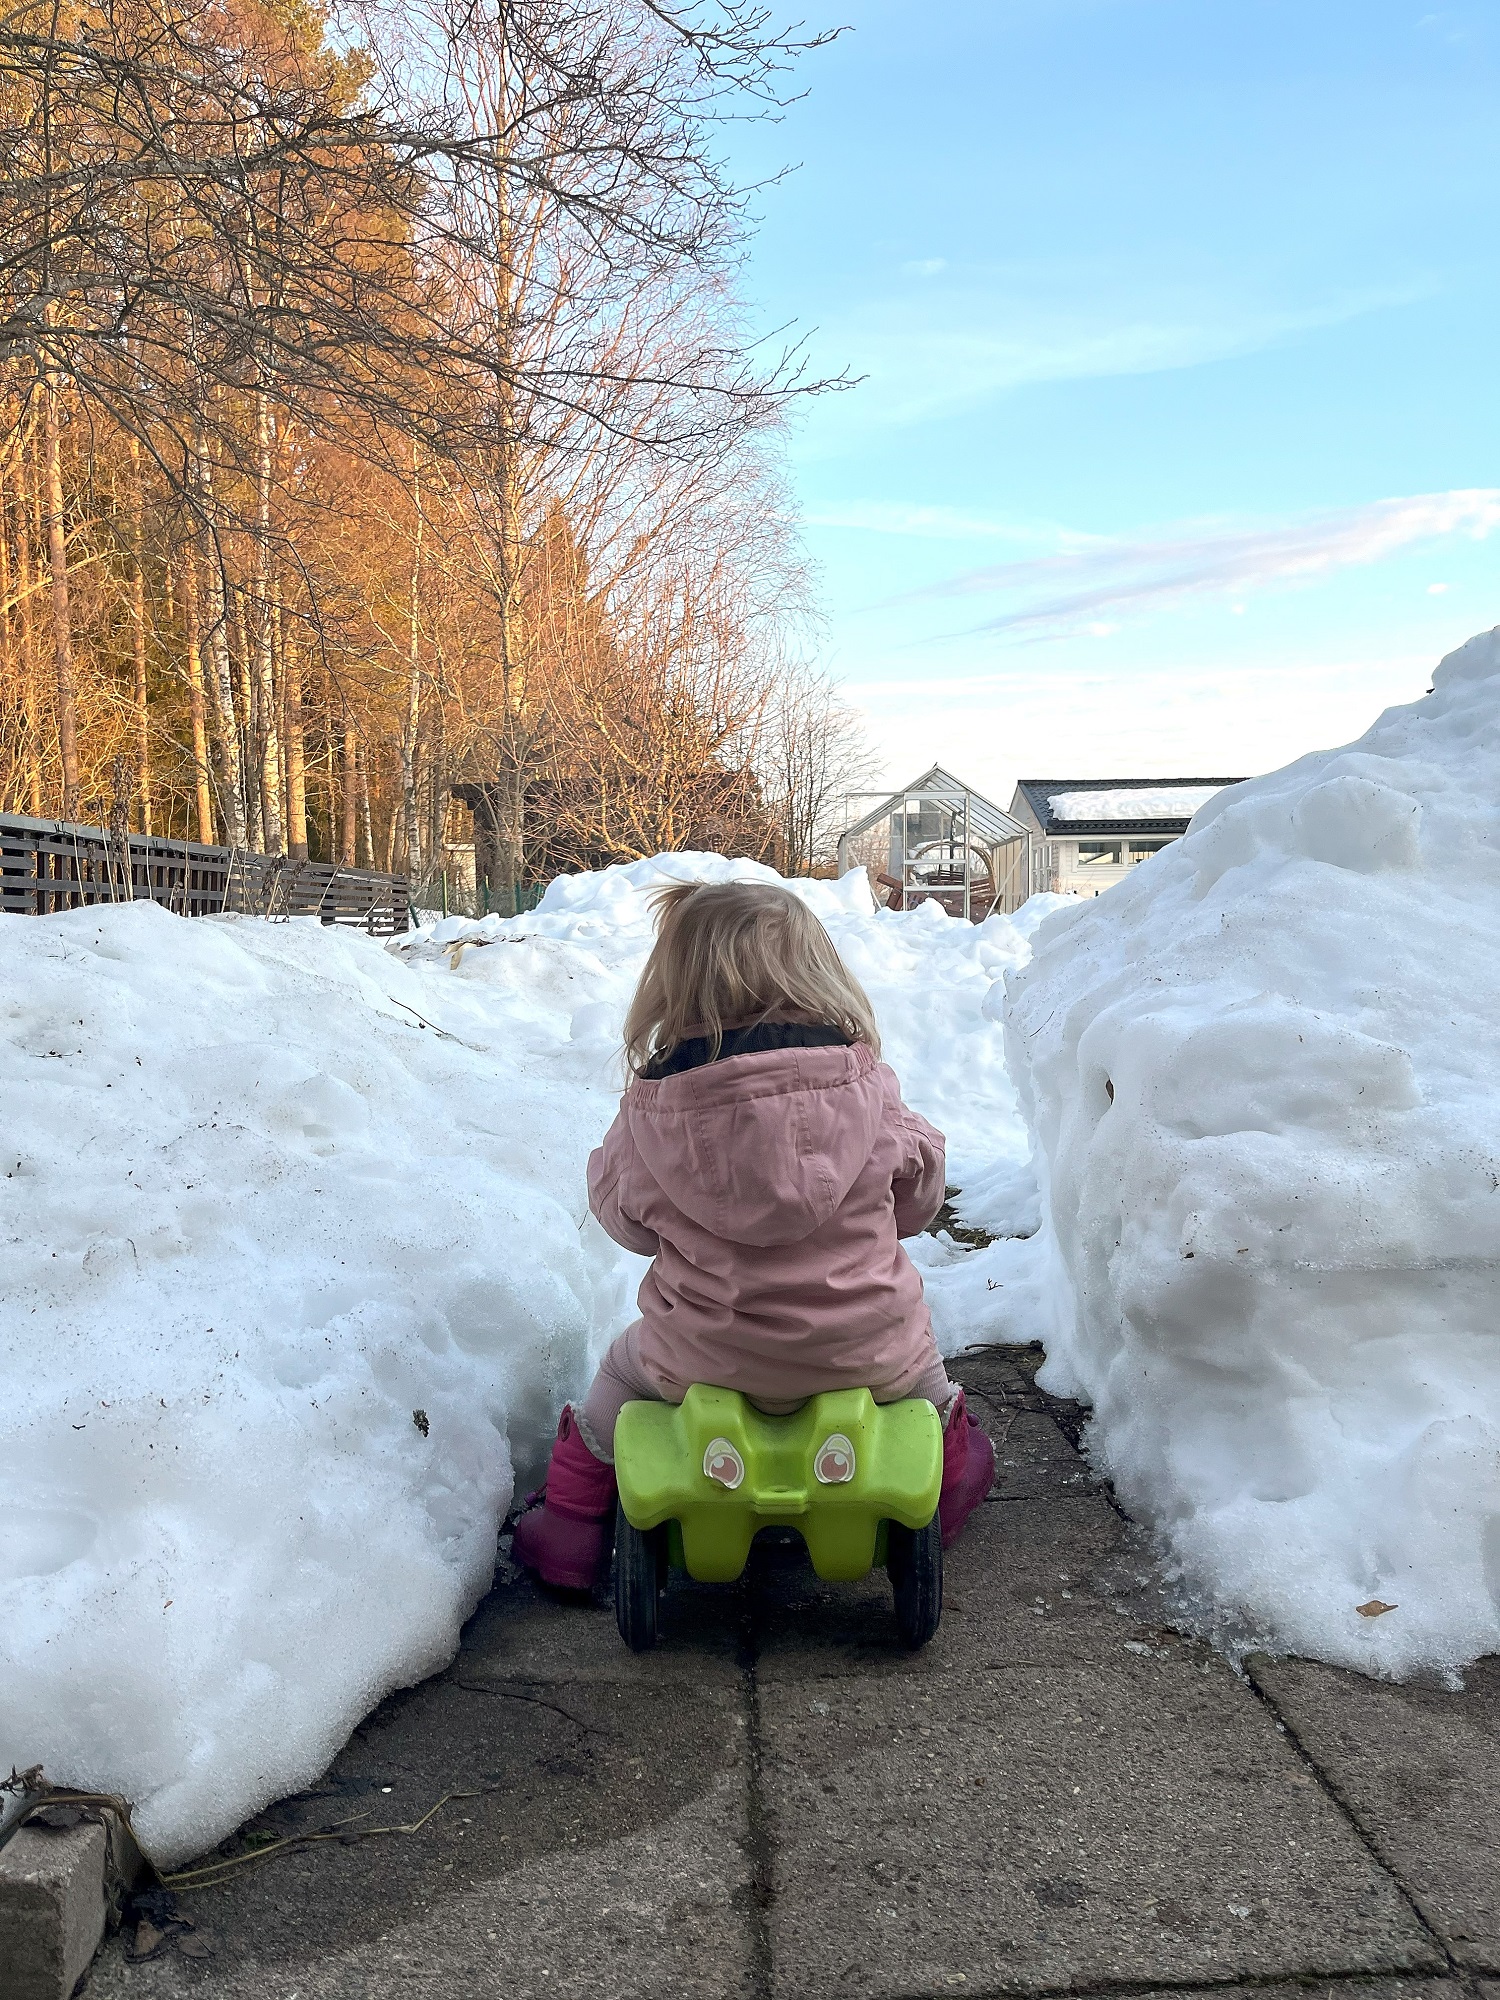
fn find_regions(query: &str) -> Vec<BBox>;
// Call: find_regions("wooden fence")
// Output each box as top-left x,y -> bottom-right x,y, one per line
0,815 -> 410,933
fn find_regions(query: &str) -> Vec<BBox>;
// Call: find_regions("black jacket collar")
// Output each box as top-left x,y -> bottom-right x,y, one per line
642,1022 -> 852,1081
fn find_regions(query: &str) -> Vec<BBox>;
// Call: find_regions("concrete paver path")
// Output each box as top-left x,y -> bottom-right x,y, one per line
83,1347 -> 1499,2000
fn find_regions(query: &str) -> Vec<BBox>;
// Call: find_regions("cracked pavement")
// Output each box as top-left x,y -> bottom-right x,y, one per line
81,1346 -> 1500,2000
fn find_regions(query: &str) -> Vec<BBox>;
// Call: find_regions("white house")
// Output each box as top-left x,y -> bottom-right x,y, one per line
1006,777 -> 1247,901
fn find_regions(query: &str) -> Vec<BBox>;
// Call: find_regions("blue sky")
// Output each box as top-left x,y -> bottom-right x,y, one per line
734,0 -> 1500,803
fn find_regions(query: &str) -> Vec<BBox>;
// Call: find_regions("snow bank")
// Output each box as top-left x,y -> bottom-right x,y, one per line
4,851 -> 1046,1860
1007,629 -> 1500,1679
0,905 -> 620,1861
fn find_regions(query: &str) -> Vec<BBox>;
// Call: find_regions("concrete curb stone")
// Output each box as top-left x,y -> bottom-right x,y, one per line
0,1821 -> 108,2000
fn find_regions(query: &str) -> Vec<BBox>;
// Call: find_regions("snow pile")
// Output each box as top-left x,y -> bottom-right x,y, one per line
1046,785 -> 1229,822
0,907 -> 620,1862
3,851 -> 1046,1861
1008,629 -> 1500,1678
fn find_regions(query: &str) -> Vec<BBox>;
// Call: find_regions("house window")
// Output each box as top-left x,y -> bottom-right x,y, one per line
1129,839 -> 1172,863
1075,842 -> 1122,866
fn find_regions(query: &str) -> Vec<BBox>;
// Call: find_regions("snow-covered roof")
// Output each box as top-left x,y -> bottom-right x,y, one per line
1048,785 -> 1224,823
1013,778 -> 1246,836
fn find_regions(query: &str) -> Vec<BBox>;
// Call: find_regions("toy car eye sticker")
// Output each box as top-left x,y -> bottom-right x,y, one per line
814,1434 -> 856,1484
703,1438 -> 745,1489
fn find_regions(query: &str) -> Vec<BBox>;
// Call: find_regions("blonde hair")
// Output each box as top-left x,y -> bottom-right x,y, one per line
623,880 -> 880,1076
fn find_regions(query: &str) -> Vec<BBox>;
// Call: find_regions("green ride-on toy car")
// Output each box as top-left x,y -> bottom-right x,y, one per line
612,1383 -> 944,1652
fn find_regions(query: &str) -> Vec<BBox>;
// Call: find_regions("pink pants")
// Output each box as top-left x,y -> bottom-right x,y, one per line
577,1319 -> 959,1463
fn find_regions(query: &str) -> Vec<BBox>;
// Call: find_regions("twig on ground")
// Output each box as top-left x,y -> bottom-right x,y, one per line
381,996 -> 487,1051
161,1789 -> 480,1891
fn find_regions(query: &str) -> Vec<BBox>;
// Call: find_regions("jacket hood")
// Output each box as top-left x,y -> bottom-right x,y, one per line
625,1042 -> 886,1248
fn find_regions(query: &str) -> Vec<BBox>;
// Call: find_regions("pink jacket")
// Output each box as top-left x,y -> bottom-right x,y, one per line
586,1041 -> 946,1403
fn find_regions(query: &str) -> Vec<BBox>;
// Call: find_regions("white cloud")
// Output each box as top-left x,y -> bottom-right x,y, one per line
901,258 -> 947,276
907,490 -> 1500,640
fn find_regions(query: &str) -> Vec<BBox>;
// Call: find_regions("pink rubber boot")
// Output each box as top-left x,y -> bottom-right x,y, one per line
511,1406 -> 618,1590
937,1390 -> 995,1549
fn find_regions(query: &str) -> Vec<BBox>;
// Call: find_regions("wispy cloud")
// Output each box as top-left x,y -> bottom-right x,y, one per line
906,489 -> 1500,640
841,650 -> 1434,711
1416,6 -> 1492,45
801,501 -> 1097,547
813,281 -> 1428,431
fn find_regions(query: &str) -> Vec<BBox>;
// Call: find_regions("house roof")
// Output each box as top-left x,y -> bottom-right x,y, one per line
1013,777 -> 1247,837
839,764 -> 1029,847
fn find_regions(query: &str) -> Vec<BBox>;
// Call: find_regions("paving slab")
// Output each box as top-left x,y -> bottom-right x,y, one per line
460,1547 -> 744,1689
1072,1985 -> 1463,2000
83,1670 -> 756,2000
948,1344 -> 1056,1415
756,1657 -> 1443,1999
751,1495 -> 1193,1682
981,1409 -> 1106,1504
86,1779 -> 753,2000
1252,1652 -> 1500,1972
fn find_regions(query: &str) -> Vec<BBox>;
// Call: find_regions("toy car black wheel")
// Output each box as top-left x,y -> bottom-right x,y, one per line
887,1514 -> 943,1648
614,1504 -> 667,1652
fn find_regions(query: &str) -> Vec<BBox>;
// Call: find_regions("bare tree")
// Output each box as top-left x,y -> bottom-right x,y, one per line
762,664 -> 875,874
0,0 -> 850,868
343,0 -> 843,909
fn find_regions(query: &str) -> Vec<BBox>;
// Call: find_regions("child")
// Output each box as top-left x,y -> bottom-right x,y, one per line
512,879 -> 995,1589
